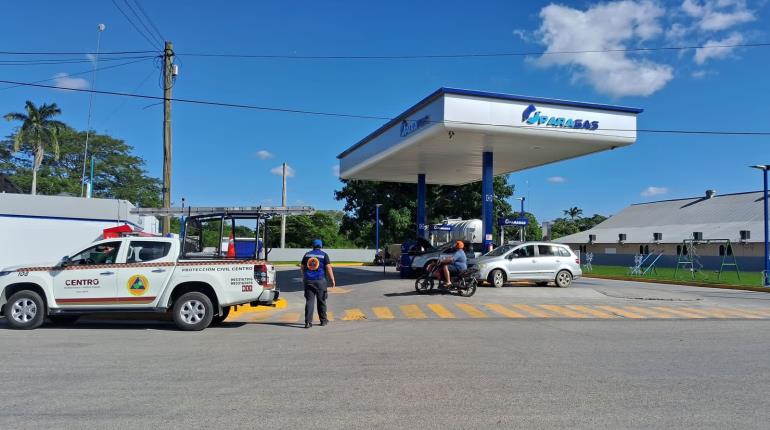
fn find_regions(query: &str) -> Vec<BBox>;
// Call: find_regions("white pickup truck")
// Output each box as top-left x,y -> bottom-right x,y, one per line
0,236 -> 278,331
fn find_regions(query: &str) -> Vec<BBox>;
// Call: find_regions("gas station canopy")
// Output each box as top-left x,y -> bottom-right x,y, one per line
337,87 -> 643,250
338,88 -> 642,185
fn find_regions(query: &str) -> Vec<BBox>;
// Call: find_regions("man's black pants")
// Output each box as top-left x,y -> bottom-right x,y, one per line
304,279 -> 328,324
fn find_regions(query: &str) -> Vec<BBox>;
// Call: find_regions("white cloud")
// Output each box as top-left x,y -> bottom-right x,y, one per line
691,69 -> 718,78
641,186 -> 669,196
531,1 -> 674,97
682,0 -> 755,31
256,150 -> 273,160
332,165 -> 340,177
694,32 -> 744,64
270,164 -> 295,178
547,176 -> 566,183
52,73 -> 89,90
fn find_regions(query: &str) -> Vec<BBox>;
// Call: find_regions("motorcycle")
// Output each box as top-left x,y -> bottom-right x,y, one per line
414,260 -> 478,297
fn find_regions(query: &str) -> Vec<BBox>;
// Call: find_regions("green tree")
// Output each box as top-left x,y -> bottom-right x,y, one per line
4,101 -> 65,195
1,127 -> 161,207
334,175 -> 515,247
267,210 -> 355,248
563,206 -> 583,220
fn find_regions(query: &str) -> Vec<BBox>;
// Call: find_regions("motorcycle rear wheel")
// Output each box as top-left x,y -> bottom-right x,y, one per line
458,278 -> 477,297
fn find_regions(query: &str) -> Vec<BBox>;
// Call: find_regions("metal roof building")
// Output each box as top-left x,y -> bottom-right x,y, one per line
556,190 -> 764,245
555,190 -> 766,271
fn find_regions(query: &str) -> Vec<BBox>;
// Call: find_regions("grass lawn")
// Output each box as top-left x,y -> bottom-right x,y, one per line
585,264 -> 765,288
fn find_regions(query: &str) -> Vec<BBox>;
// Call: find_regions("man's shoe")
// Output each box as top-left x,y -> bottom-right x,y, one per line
320,320 -> 328,326
304,322 -> 312,329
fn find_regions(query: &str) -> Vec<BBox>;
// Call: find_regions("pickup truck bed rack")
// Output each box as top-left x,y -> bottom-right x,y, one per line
131,206 -> 314,217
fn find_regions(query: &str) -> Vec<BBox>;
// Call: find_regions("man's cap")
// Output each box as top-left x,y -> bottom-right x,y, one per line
312,239 -> 323,248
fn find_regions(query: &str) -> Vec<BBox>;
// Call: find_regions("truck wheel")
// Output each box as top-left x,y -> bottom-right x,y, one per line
172,292 -> 214,331
210,306 -> 231,326
488,269 -> 506,288
5,290 -> 45,330
48,315 -> 80,326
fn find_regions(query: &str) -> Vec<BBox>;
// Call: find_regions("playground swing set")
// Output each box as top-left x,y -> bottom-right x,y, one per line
673,235 -> 741,281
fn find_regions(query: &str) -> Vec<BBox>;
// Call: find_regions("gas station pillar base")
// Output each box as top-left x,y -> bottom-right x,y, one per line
417,173 -> 427,238
482,152 -> 494,252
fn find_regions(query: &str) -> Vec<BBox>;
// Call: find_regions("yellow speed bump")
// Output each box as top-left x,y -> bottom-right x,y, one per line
227,297 -> 287,321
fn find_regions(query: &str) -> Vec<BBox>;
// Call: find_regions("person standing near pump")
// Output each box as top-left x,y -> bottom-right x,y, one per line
301,239 -> 336,328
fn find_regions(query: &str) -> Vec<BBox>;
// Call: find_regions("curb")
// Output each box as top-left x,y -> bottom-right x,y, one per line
584,274 -> 770,293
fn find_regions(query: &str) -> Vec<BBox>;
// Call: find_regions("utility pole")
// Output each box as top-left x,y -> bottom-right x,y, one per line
280,162 -> 287,248
162,41 -> 174,235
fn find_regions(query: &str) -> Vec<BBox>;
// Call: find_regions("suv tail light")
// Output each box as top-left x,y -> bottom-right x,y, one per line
575,258 -> 581,265
254,264 -> 270,287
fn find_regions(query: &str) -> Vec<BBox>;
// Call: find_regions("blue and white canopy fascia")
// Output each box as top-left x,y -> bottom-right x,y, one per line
338,88 -> 643,185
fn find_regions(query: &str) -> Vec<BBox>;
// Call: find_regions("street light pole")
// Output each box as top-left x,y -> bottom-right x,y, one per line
750,165 -> 770,286
376,204 -> 383,274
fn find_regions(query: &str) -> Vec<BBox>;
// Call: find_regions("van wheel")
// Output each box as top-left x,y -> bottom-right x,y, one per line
488,269 -> 506,288
210,306 -> 231,326
172,292 -> 213,331
5,290 -> 45,330
555,270 -> 573,288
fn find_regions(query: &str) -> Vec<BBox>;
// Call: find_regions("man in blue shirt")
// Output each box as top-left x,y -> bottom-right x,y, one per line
300,239 -> 336,328
441,241 -> 468,286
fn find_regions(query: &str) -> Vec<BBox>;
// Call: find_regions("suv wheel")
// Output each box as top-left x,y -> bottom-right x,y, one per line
5,290 -> 45,330
172,292 -> 214,331
555,270 -> 573,288
488,269 -> 506,288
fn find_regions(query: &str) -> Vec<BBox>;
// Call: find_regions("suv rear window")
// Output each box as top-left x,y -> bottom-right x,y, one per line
556,247 -> 572,257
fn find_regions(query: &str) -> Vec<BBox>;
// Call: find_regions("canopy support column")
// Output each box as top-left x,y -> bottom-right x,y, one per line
482,152 -> 494,252
417,173 -> 427,238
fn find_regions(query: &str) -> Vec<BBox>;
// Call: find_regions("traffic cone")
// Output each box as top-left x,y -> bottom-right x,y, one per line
227,231 -> 236,258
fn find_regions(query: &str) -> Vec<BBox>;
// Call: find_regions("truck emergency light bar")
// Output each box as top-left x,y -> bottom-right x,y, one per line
131,205 -> 315,217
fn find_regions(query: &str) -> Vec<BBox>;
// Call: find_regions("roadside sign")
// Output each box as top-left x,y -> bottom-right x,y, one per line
498,217 -> 529,227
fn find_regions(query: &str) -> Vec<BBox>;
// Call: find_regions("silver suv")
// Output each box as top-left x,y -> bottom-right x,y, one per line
472,242 -> 582,288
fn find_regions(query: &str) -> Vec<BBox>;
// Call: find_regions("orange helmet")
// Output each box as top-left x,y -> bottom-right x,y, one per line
455,240 -> 465,249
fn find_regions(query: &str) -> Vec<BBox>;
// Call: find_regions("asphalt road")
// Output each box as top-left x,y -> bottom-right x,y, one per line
1,267 -> 769,429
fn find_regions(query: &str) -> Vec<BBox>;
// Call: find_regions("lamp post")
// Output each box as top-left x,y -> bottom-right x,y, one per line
514,197 -> 526,242
750,165 -> 770,286
375,204 -> 383,274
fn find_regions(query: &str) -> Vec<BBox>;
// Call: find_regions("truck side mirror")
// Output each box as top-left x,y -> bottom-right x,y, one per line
55,255 -> 70,269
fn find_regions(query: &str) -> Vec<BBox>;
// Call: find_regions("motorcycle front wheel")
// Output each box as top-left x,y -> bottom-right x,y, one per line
415,277 -> 434,294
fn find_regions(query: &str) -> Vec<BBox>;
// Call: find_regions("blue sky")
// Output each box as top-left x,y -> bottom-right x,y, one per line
1,0 -> 768,221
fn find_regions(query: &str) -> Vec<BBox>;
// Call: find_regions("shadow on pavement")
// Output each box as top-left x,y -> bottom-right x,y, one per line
277,266 -> 401,293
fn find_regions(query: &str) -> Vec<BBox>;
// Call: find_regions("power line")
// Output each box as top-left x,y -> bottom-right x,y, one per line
0,41 -> 767,61
122,0 -> 163,47
111,0 -> 162,49
0,58 -> 153,91
1,78 -> 768,137
132,0 -> 165,43
0,50 -> 158,56
0,55 -> 157,66
174,42 -> 770,60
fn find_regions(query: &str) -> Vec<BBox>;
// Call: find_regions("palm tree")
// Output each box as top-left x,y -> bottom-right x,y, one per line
563,206 -> 583,220
4,101 -> 65,195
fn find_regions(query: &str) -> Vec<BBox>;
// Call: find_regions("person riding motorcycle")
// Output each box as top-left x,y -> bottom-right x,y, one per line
438,240 -> 467,287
